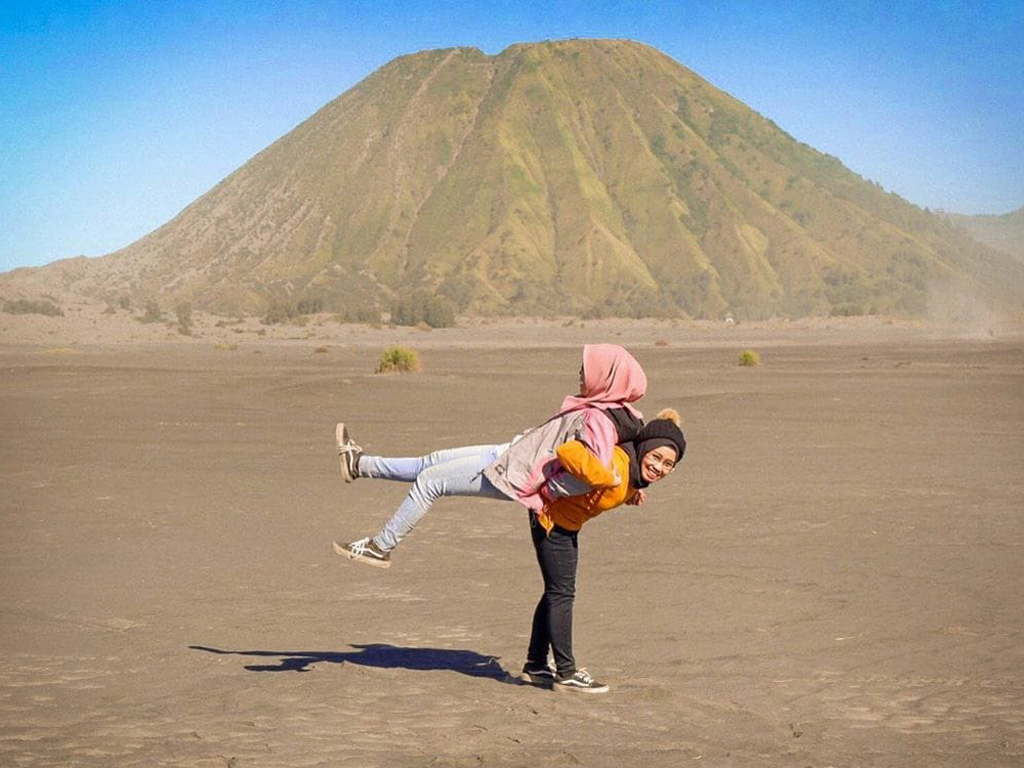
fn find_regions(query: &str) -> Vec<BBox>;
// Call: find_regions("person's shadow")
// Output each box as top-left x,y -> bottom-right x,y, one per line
189,643 -> 524,685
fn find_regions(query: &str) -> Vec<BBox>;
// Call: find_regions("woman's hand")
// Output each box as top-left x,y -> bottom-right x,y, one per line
626,489 -> 647,506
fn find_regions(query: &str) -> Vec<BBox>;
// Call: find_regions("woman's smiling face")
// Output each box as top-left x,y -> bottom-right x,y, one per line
640,445 -> 678,483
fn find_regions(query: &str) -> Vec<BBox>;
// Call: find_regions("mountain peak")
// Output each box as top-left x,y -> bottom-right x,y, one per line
4,39 -> 1021,319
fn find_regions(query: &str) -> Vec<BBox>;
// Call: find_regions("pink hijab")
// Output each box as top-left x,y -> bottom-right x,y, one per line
503,344 -> 648,507
557,344 -> 646,420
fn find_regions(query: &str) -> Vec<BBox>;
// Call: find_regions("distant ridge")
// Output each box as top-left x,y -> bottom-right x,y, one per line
941,207 -> 1024,265
3,39 -> 1023,319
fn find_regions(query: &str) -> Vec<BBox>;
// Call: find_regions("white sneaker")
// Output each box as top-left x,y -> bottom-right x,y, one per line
333,537 -> 391,569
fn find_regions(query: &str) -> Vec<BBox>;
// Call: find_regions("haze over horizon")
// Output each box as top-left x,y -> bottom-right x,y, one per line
2,0 -> 1022,273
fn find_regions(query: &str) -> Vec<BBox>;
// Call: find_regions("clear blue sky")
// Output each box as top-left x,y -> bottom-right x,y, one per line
2,0 -> 1022,272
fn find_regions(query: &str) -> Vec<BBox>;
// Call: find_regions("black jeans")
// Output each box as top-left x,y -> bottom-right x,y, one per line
527,512 -> 579,678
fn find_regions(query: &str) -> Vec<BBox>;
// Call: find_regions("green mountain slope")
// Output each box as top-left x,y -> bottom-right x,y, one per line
4,39 -> 1023,319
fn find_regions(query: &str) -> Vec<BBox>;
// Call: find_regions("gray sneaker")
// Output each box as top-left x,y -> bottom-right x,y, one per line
333,537 -> 391,568
336,423 -> 362,483
554,667 -> 609,693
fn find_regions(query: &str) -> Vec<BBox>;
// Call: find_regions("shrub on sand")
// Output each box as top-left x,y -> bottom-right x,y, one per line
738,349 -> 761,367
377,346 -> 421,374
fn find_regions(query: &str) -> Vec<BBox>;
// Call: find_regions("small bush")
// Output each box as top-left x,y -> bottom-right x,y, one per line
3,299 -> 64,317
139,300 -> 163,323
263,305 -> 290,325
376,346 -> 421,374
338,306 -> 382,325
175,302 -> 193,335
263,296 -> 325,325
831,303 -> 865,317
738,349 -> 761,367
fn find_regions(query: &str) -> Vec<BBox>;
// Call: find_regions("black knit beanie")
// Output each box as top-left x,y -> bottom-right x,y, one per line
634,418 -> 686,464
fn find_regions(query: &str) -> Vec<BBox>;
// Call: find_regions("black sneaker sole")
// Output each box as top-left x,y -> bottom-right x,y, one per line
332,541 -> 391,569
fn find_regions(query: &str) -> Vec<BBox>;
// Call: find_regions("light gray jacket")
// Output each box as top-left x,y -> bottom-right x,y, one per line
484,408 -> 612,511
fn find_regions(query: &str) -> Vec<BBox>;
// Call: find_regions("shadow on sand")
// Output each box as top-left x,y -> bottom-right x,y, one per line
189,643 -> 522,684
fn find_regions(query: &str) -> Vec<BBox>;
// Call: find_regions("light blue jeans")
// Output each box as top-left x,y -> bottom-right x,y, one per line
360,443 -> 513,551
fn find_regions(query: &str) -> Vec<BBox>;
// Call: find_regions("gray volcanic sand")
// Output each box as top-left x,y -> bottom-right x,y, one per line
1,329 -> 1023,767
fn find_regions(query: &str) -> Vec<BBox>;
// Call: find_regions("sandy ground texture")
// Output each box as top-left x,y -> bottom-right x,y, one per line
1,319 -> 1023,767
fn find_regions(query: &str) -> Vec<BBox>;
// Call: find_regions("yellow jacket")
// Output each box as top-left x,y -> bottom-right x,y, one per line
535,440 -> 635,533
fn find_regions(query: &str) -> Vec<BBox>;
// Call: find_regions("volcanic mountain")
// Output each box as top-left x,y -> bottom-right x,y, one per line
4,39 -> 1023,319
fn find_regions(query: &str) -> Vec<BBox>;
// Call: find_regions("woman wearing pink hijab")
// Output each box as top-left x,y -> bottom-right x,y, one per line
332,344 -> 647,569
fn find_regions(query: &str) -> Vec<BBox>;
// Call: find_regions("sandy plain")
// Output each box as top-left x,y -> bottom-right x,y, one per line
1,310 -> 1023,767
